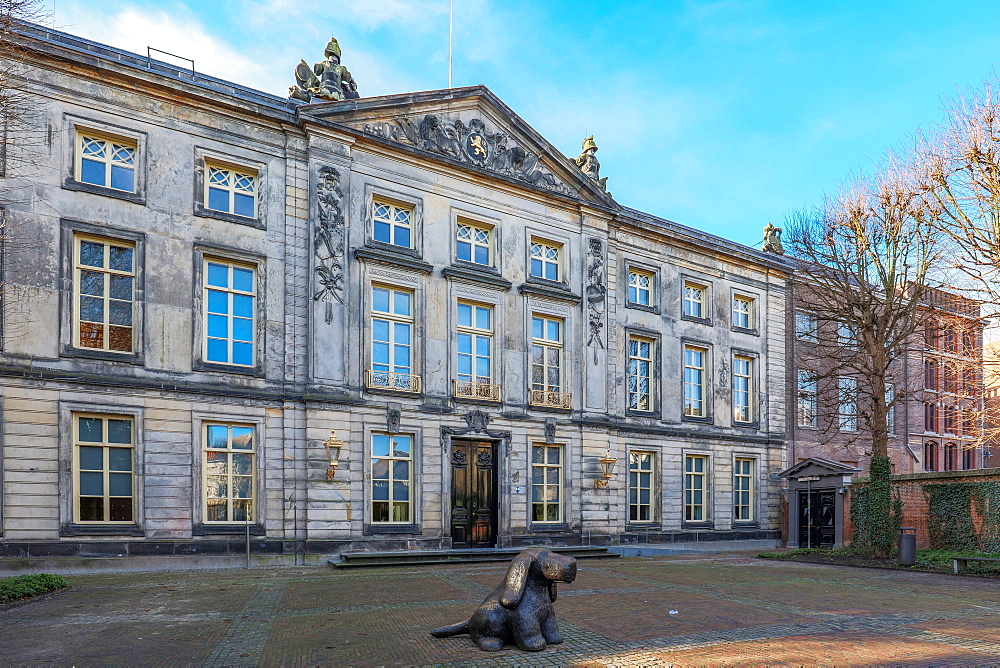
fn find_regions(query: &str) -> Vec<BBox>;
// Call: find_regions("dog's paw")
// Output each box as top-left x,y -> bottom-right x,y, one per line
517,635 -> 547,651
476,637 -> 503,652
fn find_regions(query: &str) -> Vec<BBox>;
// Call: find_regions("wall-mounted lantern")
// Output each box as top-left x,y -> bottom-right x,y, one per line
594,448 -> 618,488
324,430 -> 345,481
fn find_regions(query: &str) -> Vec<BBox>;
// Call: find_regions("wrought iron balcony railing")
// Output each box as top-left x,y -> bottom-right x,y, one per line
366,370 -> 421,393
528,389 -> 572,409
453,380 -> 502,402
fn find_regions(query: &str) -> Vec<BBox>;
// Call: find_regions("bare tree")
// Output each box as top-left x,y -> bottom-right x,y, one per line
786,169 -> 943,555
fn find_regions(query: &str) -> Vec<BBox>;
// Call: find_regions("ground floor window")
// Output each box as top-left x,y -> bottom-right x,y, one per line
734,458 -> 754,522
628,451 -> 655,522
924,441 -> 937,472
204,423 -> 256,523
531,444 -> 563,523
684,454 -> 708,522
74,413 -> 134,523
371,433 -> 413,523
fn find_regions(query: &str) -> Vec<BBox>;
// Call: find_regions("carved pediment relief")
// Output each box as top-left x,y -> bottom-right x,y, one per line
357,113 -> 576,198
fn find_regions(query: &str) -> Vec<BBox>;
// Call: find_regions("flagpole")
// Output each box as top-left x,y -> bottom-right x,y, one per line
448,0 -> 454,88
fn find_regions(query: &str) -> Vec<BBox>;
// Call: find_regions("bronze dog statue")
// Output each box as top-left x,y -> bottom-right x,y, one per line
431,548 -> 577,651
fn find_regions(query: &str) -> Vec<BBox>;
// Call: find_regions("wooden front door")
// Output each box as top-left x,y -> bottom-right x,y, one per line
450,439 -> 498,548
798,489 -> 836,548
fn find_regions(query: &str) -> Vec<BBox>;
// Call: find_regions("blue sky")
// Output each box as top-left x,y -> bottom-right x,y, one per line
44,0 -> 1000,248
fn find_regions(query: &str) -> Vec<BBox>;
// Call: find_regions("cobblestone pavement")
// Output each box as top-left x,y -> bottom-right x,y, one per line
3,553 -> 1000,666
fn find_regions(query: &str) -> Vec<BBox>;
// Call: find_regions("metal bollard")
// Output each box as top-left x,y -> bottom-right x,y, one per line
898,527 -> 917,566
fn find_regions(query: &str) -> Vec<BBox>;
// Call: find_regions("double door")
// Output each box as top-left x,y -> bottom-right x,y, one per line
798,489 -> 836,548
450,439 -> 497,548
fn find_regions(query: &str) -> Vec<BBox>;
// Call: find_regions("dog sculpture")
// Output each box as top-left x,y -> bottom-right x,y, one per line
430,548 -> 577,652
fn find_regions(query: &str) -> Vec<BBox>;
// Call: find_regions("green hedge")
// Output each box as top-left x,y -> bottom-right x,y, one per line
925,480 -> 1000,552
0,573 -> 68,602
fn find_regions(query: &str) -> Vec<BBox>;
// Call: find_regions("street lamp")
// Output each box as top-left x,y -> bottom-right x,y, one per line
324,430 -> 345,481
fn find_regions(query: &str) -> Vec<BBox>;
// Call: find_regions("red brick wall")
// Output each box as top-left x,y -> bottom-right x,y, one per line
844,468 -> 1000,549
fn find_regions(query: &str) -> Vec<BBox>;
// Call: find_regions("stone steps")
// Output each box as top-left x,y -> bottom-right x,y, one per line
328,545 -> 619,569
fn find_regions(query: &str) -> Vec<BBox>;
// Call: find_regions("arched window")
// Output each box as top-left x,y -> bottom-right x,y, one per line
962,447 -> 975,470
924,441 -> 937,472
944,443 -> 958,471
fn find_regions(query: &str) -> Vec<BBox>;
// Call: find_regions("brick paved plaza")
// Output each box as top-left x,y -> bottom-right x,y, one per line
2,553 -> 1000,666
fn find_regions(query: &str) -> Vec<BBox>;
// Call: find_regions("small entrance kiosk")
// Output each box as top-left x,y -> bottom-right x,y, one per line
779,458 -> 860,548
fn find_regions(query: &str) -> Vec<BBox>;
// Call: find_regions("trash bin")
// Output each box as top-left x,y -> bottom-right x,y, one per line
898,527 -> 916,566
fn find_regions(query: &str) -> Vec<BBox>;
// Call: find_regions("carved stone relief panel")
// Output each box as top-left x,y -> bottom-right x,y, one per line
313,165 -> 346,324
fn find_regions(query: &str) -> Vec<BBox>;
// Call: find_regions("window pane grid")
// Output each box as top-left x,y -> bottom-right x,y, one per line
839,376 -> 858,432
74,414 -> 134,524
628,451 -> 654,522
206,164 -> 257,218
732,355 -> 753,422
457,301 -> 493,383
78,133 -> 136,192
373,201 -> 413,248
531,316 -> 563,393
733,296 -> 752,329
684,346 -> 706,417
371,433 -> 413,523
371,286 -> 414,385
204,423 -> 256,523
628,270 -> 653,306
75,236 -> 135,353
531,445 -> 562,523
684,455 -> 707,522
627,337 -> 653,411
204,260 -> 256,366
683,283 -> 705,318
456,222 -> 491,265
530,240 -> 560,281
797,370 -> 818,428
734,458 -> 753,521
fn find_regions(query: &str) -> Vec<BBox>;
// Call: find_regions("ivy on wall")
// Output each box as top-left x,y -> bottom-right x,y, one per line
924,481 -> 1000,552
850,456 -> 902,556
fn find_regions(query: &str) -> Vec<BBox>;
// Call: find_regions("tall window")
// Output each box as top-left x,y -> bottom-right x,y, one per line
531,444 -> 562,523
77,131 -> 136,192
206,162 -> 256,218
683,345 -> 706,417
924,359 -> 938,391
531,315 -> 563,393
529,239 -> 561,281
944,442 -> 958,471
795,311 -> 818,342
797,370 -> 818,428
963,447 -> 975,470
684,454 -> 707,522
456,301 -> 493,385
75,236 -> 135,353
628,451 -> 654,522
885,384 -> 895,435
204,260 -> 255,366
838,376 -> 858,432
74,414 -> 134,524
734,458 -> 754,522
943,405 -> 957,434
628,269 -> 653,306
732,296 -> 753,329
370,286 -> 416,390
924,402 -> 938,433
627,336 -> 653,411
924,441 -> 937,472
371,433 -> 412,523
456,221 -> 491,264
732,355 -> 753,423
372,200 -> 412,248
204,423 -> 255,523
683,282 -> 705,318
837,322 -> 856,348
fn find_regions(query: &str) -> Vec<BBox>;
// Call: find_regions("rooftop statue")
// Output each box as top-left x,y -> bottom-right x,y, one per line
762,222 -> 784,254
575,135 -> 608,192
289,37 -> 359,103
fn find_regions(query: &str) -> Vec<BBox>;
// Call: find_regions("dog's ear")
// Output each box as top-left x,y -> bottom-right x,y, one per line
499,549 -> 538,608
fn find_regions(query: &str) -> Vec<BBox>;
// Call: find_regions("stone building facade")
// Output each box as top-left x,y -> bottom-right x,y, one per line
0,24 -> 791,562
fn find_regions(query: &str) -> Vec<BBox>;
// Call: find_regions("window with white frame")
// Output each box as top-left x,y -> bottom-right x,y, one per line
203,423 -> 255,523
683,281 -> 706,319
456,301 -> 493,385
839,375 -> 859,432
837,322 -> 857,348
683,345 -> 707,417
531,315 -> 563,394
684,454 -> 708,522
627,336 -> 654,411
529,239 -> 561,281
206,161 -> 256,218
75,235 -> 135,353
886,383 -> 895,435
456,221 -> 491,265
797,370 -> 818,428
734,458 -> 754,522
371,433 -> 413,523
531,444 -> 563,523
628,268 -> 654,306
732,355 -> 754,423
369,286 -> 416,390
74,414 -> 134,524
795,311 -> 818,342
76,131 -> 136,192
732,295 -> 754,329
204,259 -> 256,366
372,200 -> 413,248
628,451 -> 654,522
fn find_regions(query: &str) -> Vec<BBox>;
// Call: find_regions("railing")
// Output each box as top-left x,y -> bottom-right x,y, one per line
453,380 -> 502,402
528,389 -> 572,409
366,370 -> 421,393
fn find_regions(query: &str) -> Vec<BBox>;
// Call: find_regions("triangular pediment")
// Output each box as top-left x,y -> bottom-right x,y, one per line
778,457 -> 862,479
298,86 -> 616,206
